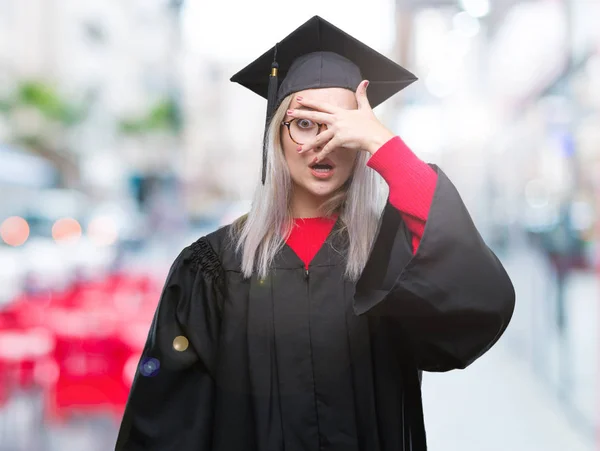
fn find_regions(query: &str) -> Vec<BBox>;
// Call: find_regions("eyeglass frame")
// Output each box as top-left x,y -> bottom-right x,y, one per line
281,118 -> 327,145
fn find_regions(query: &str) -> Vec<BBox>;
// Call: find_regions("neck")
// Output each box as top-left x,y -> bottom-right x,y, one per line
290,186 -> 330,218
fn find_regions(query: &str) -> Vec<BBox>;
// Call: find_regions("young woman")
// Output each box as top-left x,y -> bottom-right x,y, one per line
115,16 -> 515,451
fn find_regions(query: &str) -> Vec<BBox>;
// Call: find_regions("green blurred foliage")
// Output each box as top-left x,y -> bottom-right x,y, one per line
119,97 -> 181,135
0,80 -> 86,126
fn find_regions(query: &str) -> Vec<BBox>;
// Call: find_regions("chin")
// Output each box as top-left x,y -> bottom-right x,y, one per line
303,178 -> 344,198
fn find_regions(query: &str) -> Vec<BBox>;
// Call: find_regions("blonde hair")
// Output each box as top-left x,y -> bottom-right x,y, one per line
229,93 -> 388,281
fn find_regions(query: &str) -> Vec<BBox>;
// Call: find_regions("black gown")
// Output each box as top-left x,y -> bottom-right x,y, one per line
115,166 -> 515,451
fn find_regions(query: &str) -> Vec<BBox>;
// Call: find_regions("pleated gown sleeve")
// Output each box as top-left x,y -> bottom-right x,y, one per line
115,238 -> 223,451
354,165 -> 515,372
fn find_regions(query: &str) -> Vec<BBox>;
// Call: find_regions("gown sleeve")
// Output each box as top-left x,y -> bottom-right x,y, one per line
366,135 -> 438,254
354,165 -> 515,372
115,238 -> 223,451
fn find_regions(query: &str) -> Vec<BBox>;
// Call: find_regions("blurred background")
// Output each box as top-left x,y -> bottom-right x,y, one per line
0,0 -> 598,449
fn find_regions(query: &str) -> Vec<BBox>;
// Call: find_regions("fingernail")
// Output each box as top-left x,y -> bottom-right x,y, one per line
287,109 -> 294,116
364,81 -> 369,88
297,96 -> 303,101
297,146 -> 302,152
311,157 -> 318,164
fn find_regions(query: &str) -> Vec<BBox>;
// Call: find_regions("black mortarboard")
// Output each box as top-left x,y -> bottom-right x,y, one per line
230,15 -> 418,184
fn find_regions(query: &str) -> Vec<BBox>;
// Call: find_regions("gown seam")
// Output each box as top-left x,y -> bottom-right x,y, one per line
343,280 -> 361,449
306,270 -> 323,450
270,273 -> 286,450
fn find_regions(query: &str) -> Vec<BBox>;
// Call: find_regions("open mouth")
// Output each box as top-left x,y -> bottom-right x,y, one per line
309,160 -> 335,179
310,163 -> 334,173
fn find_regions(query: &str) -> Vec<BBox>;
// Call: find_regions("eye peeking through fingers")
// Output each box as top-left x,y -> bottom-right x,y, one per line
297,119 -> 316,130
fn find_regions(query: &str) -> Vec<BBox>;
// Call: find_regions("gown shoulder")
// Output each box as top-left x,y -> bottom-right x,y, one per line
203,220 -> 244,271
115,237 -> 224,450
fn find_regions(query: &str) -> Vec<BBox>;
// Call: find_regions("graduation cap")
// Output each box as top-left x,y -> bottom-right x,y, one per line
230,15 -> 418,184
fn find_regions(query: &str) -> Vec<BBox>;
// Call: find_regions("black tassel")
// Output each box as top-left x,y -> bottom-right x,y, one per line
262,45 -> 279,185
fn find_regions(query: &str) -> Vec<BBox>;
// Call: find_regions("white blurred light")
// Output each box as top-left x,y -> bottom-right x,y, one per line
414,9 -> 450,70
460,0 -> 490,18
453,12 -> 480,38
586,54 -> 600,78
23,238 -> 71,286
488,2 -> 567,101
418,19 -> 469,98
570,201 -> 594,231
396,105 -> 444,158
449,104 -> 493,144
81,153 -> 127,191
64,237 -> 116,275
524,179 -> 550,209
0,146 -> 57,188
586,55 -> 600,105
182,1 -> 396,60
219,200 -> 253,226
0,249 -> 24,304
425,70 -> 458,98
524,205 -> 559,231
447,30 -> 472,58
88,216 -> 119,247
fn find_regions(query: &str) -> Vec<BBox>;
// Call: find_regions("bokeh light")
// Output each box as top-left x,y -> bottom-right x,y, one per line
0,216 -> 30,246
453,11 -> 480,38
87,216 -> 119,247
139,357 -> 161,377
459,0 -> 490,18
52,218 -> 83,243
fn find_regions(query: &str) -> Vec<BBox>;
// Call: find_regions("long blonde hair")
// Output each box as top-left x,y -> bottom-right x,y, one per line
229,92 -> 388,281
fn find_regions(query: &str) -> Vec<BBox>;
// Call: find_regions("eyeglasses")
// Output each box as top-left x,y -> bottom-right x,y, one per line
281,118 -> 327,145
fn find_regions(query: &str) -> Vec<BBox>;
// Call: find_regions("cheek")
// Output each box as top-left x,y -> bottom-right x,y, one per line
282,136 -> 305,178
335,151 -> 359,177
282,132 -> 296,159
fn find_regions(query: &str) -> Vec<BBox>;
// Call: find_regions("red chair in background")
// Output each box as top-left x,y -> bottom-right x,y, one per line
0,271 -> 160,425
41,273 -> 159,424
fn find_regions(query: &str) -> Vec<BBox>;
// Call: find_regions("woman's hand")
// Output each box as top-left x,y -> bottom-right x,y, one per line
289,80 -> 395,163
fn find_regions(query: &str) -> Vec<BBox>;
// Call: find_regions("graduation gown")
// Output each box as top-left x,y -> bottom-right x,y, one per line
115,166 -> 515,451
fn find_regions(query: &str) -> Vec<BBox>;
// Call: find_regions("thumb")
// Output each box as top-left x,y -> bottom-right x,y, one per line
356,80 -> 372,110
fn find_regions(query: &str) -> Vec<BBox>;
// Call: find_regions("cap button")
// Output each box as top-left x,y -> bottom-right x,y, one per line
172,335 -> 189,352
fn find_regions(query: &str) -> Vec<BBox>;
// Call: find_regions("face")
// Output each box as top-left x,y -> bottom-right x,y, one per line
281,87 -> 359,202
